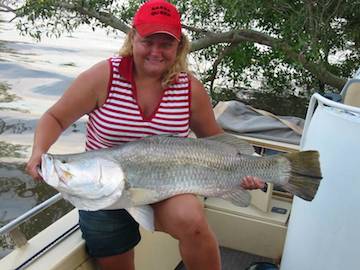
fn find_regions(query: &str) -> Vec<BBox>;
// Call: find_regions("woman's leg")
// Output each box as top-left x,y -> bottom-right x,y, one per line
152,194 -> 221,270
78,209 -> 141,270
96,249 -> 135,270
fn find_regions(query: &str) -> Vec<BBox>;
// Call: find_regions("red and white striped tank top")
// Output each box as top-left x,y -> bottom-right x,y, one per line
85,56 -> 191,150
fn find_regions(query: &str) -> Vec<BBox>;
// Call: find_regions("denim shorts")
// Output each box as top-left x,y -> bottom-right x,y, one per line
78,209 -> 141,258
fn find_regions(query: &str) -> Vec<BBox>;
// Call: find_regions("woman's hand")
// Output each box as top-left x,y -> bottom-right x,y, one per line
26,151 -> 43,180
240,176 -> 265,190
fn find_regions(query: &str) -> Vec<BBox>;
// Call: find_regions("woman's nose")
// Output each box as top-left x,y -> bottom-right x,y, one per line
149,43 -> 163,55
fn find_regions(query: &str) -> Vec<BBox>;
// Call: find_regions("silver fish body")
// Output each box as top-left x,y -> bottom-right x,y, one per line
41,134 -> 322,211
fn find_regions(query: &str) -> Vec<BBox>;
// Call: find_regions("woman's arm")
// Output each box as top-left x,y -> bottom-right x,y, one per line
26,60 -> 109,179
189,75 -> 223,138
189,75 -> 264,190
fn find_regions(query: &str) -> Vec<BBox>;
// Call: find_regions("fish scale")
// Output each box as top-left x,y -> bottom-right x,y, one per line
124,140 -> 283,204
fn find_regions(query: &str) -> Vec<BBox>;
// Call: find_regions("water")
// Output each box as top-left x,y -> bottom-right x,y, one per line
0,11 -> 124,259
0,159 -> 73,258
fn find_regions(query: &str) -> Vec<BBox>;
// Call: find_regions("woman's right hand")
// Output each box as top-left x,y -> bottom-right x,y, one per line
26,150 -> 44,180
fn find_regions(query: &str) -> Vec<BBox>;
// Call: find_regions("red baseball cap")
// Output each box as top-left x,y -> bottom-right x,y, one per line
133,0 -> 182,40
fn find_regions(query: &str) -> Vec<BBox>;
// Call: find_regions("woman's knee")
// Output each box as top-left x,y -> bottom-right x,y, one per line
153,195 -> 210,239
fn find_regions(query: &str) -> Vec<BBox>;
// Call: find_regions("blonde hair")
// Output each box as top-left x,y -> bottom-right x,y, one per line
118,29 -> 191,88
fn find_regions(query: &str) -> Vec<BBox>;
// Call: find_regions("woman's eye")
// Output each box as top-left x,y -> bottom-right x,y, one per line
142,40 -> 152,46
161,43 -> 172,49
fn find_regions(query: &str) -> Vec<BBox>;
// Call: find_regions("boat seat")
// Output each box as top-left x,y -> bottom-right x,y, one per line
204,196 -> 291,259
340,79 -> 360,107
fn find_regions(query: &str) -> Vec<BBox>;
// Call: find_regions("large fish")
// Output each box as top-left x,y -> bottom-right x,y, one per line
41,134 -> 322,229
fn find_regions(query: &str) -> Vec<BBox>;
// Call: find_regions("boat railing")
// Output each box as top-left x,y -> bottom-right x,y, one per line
0,193 -> 63,247
302,93 -> 360,148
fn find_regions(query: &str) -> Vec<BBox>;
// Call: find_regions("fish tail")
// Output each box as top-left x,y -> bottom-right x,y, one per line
281,151 -> 322,201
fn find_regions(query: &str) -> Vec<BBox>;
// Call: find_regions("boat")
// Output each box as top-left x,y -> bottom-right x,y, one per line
0,70 -> 359,269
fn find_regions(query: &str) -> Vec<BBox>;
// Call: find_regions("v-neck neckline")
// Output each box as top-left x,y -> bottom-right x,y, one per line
119,56 -> 167,122
131,79 -> 167,122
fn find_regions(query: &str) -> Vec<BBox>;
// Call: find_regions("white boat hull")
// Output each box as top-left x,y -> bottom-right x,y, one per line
281,94 -> 360,270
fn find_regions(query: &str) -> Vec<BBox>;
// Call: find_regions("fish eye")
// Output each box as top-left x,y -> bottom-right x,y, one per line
61,160 -> 66,164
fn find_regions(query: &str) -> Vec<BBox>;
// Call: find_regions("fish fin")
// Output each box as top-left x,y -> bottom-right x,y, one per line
205,133 -> 255,155
281,151 -> 322,201
126,206 -> 155,232
221,189 -> 251,207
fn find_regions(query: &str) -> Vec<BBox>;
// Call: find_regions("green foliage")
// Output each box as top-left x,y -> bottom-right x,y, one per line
12,0 -> 122,40
3,0 -> 360,104
248,91 -> 309,118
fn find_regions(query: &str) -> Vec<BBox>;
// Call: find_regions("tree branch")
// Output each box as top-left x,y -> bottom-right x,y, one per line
182,24 -> 210,35
279,43 -> 346,89
191,29 -> 346,89
0,3 -> 16,13
205,43 -> 241,98
56,1 -> 131,33
63,0 -> 352,91
190,29 -> 273,52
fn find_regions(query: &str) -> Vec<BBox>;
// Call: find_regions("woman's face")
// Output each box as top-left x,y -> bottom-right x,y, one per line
132,31 -> 179,78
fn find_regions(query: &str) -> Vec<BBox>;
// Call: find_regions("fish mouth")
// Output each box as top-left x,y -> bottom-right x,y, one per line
41,153 -> 73,187
40,154 -> 51,178
41,154 -> 61,187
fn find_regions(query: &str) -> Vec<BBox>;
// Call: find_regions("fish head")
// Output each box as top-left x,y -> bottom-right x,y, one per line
41,153 -> 126,201
41,154 -> 93,184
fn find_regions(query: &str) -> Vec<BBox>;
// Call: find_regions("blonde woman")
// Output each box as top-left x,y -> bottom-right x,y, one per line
26,1 -> 264,269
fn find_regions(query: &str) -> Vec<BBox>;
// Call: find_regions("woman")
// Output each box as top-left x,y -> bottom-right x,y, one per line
26,1 -> 264,269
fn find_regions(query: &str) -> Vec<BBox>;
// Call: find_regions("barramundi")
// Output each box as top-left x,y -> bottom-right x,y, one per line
40,134 -> 322,229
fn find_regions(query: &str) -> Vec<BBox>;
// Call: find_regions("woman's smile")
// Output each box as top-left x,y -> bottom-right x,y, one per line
145,57 -> 164,64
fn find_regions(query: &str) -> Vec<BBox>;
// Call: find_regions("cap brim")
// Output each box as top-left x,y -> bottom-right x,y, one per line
135,24 -> 181,41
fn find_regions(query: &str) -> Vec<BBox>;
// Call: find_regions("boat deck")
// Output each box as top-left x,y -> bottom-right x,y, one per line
177,247 -> 274,270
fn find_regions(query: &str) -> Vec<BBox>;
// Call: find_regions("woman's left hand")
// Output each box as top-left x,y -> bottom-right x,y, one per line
240,176 -> 265,190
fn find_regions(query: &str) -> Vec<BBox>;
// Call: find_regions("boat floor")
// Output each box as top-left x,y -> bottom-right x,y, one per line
177,246 -> 274,270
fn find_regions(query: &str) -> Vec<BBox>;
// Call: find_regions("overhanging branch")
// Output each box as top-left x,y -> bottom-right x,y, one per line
190,29 -> 274,52
0,3 -> 17,13
205,42 -> 241,98
57,2 -> 130,33
191,29 -> 346,89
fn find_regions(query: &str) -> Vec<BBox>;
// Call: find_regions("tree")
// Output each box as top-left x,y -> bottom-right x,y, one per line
1,0 -> 359,103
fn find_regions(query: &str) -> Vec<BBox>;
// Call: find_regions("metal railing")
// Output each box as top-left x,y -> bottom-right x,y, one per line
0,193 -> 63,247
